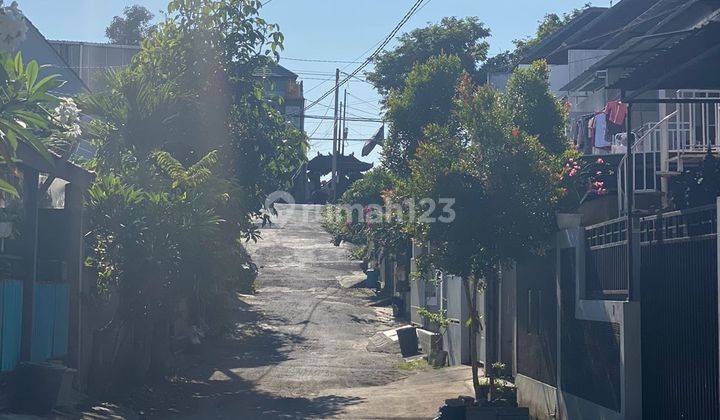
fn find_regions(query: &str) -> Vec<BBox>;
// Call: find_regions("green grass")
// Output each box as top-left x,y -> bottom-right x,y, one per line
397,358 -> 429,371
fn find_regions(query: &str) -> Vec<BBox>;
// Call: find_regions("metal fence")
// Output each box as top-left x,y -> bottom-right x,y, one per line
585,217 -> 629,299
640,204 -> 718,420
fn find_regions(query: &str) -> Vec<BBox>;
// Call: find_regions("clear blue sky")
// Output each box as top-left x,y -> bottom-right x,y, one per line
18,0 -> 599,162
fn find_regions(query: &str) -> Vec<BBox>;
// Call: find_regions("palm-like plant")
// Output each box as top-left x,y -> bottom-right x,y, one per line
0,52 -> 63,195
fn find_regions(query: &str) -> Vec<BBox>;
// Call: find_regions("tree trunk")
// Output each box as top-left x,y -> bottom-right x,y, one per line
463,277 -> 483,403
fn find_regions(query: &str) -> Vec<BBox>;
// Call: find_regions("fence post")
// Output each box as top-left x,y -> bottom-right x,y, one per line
716,197 -> 720,408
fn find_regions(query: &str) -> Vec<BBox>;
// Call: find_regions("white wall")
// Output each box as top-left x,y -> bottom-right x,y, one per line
518,64 -> 569,95
568,50 -> 614,82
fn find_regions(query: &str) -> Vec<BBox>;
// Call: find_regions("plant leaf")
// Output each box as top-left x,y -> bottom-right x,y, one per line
0,178 -> 19,198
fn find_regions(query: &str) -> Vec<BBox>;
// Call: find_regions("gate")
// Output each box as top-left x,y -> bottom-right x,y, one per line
640,205 -> 719,419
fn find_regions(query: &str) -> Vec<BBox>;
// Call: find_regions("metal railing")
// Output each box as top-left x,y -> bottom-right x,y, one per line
616,90 -> 720,216
585,217 -> 629,298
584,204 -> 718,299
640,204 -> 717,243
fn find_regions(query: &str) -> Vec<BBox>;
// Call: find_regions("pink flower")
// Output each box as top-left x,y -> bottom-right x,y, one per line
569,169 -> 578,177
597,158 -> 605,165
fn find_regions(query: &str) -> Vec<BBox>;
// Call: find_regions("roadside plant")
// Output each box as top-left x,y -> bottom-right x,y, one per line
669,152 -> 720,209
556,155 -> 614,212
405,77 -> 566,404
81,0 -> 306,394
382,55 -> 464,178
0,51 -> 63,196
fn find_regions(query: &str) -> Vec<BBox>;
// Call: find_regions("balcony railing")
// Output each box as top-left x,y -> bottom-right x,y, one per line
617,90 -> 720,215
585,217 -> 629,299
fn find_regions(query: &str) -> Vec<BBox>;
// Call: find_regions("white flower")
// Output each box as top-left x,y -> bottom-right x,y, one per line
66,123 -> 82,139
52,97 -> 83,139
0,2 -> 28,53
54,97 -> 81,126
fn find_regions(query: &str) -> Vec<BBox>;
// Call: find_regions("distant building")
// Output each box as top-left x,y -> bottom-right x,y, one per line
254,64 -> 306,132
47,41 -> 306,132
18,20 -> 89,96
48,40 -> 139,92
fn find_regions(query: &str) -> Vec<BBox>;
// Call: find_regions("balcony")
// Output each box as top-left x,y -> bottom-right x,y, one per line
617,90 -> 720,214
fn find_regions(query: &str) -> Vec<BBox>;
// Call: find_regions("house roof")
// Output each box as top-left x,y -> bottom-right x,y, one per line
48,39 -> 141,50
560,18 -> 720,91
545,0 -> 663,64
20,18 -> 91,96
612,20 -> 720,93
17,142 -> 95,185
253,63 -> 298,79
519,7 -> 608,65
594,0 -> 714,49
307,153 -> 373,174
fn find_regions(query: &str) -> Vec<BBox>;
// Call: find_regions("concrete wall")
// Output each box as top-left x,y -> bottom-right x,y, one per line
443,275 -> 470,366
516,374 -> 557,420
499,264 -> 516,374
556,227 -> 641,420
488,72 -> 511,92
517,226 -> 642,420
567,50 -> 613,82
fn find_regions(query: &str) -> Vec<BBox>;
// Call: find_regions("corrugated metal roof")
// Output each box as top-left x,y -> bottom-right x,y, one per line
561,16 -> 720,92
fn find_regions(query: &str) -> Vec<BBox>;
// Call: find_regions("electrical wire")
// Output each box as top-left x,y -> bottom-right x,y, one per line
282,57 -> 363,64
304,0 -> 431,111
347,92 -> 382,111
307,100 -> 334,138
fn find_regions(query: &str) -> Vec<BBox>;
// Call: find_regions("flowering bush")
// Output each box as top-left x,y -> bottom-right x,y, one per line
557,155 -> 615,212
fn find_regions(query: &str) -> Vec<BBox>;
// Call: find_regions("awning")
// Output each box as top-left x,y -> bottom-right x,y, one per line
560,27 -> 695,92
613,21 -> 720,93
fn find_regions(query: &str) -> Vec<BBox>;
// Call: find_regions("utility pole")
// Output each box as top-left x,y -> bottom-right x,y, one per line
332,68 -> 340,201
341,89 -> 348,155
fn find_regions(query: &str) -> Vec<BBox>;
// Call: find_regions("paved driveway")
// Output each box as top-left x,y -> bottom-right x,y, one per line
108,204 -> 472,419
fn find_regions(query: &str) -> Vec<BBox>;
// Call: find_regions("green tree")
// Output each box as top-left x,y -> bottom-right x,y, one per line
82,0 -> 306,393
105,5 -> 156,45
367,17 -> 490,96
479,4 -> 591,76
383,54 -> 464,177
504,60 -> 568,155
406,82 -> 562,403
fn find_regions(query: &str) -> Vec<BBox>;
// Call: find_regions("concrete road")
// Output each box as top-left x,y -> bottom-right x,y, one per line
141,204 -> 472,419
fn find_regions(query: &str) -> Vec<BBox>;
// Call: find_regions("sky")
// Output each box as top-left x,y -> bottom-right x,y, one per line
17,0 -> 600,163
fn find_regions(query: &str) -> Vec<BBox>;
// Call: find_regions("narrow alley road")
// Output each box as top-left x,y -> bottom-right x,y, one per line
158,204 -> 472,419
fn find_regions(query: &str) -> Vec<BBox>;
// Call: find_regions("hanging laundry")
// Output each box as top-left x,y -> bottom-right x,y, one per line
593,113 -> 611,149
578,115 -> 593,155
605,100 -> 628,126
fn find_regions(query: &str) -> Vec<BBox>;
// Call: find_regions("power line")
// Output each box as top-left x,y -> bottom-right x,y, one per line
282,57 -> 363,64
307,100 -> 334,138
304,0 -> 430,111
309,137 -> 373,142
300,114 -> 383,123
347,92 -> 382,111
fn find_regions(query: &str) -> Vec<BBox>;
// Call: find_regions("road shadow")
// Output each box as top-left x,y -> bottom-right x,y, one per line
85,295 -> 364,419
